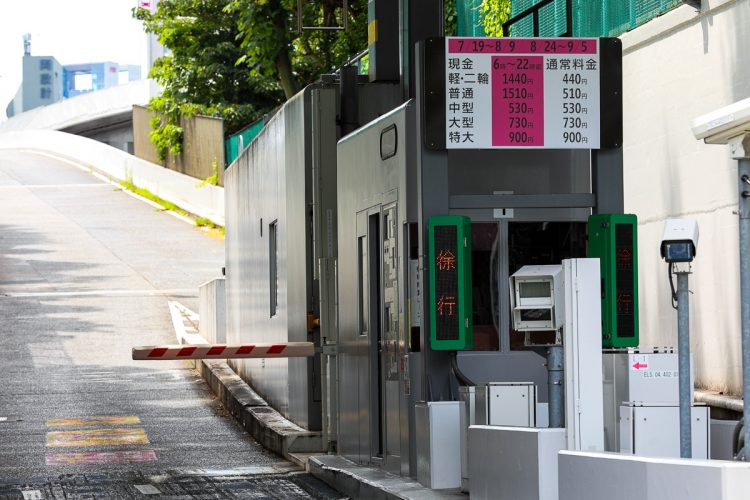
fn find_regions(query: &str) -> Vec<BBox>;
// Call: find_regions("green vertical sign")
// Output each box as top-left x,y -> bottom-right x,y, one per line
588,214 -> 639,348
429,216 -> 473,351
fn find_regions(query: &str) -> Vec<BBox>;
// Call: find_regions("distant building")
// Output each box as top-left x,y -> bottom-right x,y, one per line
63,62 -> 141,99
5,35 -> 141,119
5,54 -> 65,119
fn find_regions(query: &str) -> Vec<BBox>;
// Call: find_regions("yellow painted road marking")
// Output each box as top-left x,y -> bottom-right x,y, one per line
46,449 -> 157,466
46,428 -> 149,447
47,416 -> 141,427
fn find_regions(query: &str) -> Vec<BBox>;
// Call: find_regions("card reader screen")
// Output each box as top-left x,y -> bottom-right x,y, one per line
519,281 -> 550,299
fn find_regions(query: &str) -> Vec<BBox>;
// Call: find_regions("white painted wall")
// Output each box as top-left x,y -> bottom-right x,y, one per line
621,0 -> 750,394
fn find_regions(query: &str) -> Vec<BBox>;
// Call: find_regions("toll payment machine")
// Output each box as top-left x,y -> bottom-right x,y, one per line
510,265 -> 564,341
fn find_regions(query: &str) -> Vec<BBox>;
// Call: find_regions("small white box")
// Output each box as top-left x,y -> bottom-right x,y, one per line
476,382 -> 537,427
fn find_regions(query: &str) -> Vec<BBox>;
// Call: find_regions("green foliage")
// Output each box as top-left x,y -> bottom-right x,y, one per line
134,0 -> 369,158
445,0 -> 458,36
196,159 -> 220,188
120,180 -> 190,217
481,0 -> 512,37
227,0 -> 368,99
134,0 -> 283,160
120,179 -> 224,234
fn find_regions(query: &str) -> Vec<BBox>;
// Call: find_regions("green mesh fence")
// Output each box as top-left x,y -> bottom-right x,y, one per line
457,0 -> 486,36
510,0 -> 569,37
224,117 -> 266,167
506,0 -> 683,38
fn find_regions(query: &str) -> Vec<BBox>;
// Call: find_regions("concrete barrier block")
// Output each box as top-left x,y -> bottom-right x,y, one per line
559,450 -> 750,500
199,277 -> 226,344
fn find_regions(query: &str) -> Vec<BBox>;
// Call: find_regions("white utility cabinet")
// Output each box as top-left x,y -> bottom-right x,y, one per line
603,350 -> 693,452
619,404 -> 710,459
459,385 -> 484,492
562,258 -> 604,452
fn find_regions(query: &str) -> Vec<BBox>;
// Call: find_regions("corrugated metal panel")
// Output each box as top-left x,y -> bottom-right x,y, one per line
225,88 -> 332,430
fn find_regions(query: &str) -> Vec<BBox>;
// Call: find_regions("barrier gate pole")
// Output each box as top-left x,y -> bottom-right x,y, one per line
132,342 -> 315,360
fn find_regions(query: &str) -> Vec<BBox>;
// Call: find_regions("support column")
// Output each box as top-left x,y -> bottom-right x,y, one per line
676,270 -> 692,458
738,158 -> 750,460
547,345 -> 565,428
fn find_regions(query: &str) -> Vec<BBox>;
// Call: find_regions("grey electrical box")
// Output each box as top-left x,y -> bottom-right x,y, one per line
476,382 -> 537,428
415,401 -> 462,490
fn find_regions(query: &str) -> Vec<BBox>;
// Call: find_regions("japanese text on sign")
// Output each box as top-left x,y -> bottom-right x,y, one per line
445,37 -> 600,149
433,226 -> 460,341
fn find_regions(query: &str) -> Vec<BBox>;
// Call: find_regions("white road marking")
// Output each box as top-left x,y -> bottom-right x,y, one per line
1,289 -> 195,298
0,184 -> 110,189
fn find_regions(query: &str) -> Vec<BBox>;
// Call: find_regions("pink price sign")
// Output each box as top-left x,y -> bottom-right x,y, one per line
447,38 -> 596,55
491,56 -> 544,147
444,37 -> 602,150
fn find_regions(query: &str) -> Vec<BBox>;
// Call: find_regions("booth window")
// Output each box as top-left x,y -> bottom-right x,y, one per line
269,220 -> 278,317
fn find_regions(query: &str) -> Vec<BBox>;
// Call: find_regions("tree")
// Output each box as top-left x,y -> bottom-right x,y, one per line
135,0 -> 368,159
134,0 -> 283,160
228,0 -> 367,100
447,0 -> 513,37
481,0 -> 512,37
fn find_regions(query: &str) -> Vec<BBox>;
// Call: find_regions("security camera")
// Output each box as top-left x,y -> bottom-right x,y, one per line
691,97 -> 750,144
660,219 -> 699,263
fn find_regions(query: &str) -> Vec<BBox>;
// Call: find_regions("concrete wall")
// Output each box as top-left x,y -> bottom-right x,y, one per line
621,0 -> 750,395
77,124 -> 134,154
133,105 -> 225,186
0,130 -> 224,226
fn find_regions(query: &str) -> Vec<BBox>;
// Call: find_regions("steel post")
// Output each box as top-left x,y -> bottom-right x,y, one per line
547,345 -> 565,428
738,159 -> 750,461
676,271 -> 692,458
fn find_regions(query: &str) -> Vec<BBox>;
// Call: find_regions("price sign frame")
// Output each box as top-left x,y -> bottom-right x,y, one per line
422,37 -> 622,151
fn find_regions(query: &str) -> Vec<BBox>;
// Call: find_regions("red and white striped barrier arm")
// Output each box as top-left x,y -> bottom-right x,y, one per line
132,342 -> 315,360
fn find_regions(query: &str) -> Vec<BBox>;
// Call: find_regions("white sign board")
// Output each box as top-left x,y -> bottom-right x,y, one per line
445,37 -> 601,149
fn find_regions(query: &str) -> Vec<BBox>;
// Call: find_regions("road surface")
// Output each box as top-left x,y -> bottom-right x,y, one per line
0,150 -> 339,499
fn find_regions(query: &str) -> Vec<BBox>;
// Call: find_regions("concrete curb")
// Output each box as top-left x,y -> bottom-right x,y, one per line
168,301 -> 323,463
196,359 -> 324,461
308,456 -> 466,500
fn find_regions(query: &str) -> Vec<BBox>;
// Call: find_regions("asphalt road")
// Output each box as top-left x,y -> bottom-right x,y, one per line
0,151 -> 339,499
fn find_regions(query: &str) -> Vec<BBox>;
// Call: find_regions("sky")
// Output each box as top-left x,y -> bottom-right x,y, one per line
0,0 -> 148,119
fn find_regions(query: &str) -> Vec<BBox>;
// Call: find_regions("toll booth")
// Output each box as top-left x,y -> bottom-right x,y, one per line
224,81 -> 402,436
335,36 -> 623,476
